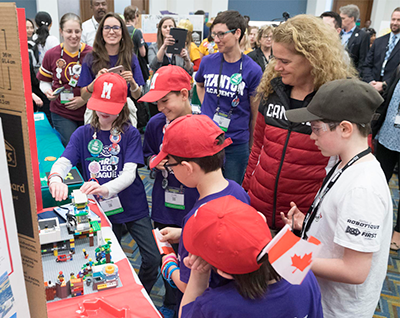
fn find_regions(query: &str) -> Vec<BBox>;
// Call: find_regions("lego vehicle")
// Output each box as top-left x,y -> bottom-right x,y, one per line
56,254 -> 72,262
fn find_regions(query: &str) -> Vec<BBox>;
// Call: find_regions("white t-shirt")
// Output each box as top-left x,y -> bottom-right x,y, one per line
32,34 -> 59,65
81,16 -> 98,47
307,158 -> 392,318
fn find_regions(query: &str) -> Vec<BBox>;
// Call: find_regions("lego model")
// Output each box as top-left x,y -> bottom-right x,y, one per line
92,263 -> 119,291
70,277 -> 84,297
38,217 -> 61,245
56,253 -> 73,262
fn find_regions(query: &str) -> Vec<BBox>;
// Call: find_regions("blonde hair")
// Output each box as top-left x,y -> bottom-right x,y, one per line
257,25 -> 274,44
90,104 -> 131,133
257,14 -> 357,99
240,33 -> 252,53
177,19 -> 194,54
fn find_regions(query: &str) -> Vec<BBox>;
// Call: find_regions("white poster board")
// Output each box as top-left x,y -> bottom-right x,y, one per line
0,119 -> 30,318
141,14 -> 204,46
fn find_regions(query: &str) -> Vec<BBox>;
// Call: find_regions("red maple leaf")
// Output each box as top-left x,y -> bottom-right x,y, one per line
291,253 -> 312,273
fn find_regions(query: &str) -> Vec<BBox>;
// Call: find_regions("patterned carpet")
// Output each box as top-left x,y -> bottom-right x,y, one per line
120,167 -> 400,317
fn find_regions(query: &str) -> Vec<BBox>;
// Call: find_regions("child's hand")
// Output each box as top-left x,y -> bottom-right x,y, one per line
280,201 -> 305,231
184,254 -> 211,274
49,182 -> 68,201
159,227 -> 182,244
80,182 -> 109,197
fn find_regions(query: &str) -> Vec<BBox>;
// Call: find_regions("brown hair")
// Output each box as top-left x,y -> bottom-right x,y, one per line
231,254 -> 281,299
59,13 -> 82,30
124,5 -> 139,23
90,103 -> 131,133
257,25 -> 274,44
322,120 -> 371,137
157,17 -> 176,49
92,13 -> 134,75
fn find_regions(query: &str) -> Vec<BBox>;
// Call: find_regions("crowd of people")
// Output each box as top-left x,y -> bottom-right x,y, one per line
22,1 -> 400,317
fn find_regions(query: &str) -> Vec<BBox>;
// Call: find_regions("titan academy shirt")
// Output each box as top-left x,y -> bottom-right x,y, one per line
143,113 -> 199,226
195,52 -> 262,144
62,124 -> 149,224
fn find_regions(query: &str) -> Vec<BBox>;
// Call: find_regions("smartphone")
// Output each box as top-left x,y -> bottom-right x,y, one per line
108,65 -> 125,75
52,86 -> 65,96
167,28 -> 188,55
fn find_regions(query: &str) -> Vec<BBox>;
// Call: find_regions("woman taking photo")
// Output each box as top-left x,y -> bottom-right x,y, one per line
79,13 -> 144,126
243,15 -> 356,230
37,13 -> 91,146
148,17 -> 193,74
248,25 -> 273,72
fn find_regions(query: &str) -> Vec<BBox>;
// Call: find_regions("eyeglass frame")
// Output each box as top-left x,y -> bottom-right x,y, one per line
103,25 -> 122,32
164,161 -> 180,173
211,29 -> 237,40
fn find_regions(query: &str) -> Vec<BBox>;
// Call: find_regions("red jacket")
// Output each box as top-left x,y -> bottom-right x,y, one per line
243,78 -> 336,229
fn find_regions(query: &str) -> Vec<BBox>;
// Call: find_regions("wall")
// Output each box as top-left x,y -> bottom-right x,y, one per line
228,0 -> 307,21
149,0 -> 228,18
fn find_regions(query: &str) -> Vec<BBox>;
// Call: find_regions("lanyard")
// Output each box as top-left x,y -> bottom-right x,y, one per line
300,147 -> 372,239
216,54 -> 243,113
60,44 -> 82,65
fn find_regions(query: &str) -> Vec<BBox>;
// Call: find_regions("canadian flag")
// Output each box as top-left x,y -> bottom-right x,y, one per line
259,225 -> 322,285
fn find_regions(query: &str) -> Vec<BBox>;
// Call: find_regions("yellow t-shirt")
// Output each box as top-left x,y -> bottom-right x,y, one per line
189,42 -> 201,62
199,39 -> 218,56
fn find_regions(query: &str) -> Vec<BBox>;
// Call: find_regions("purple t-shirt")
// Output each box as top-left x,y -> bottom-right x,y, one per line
195,52 -> 262,144
77,52 -> 145,91
178,180 -> 250,284
62,124 -> 149,224
143,113 -> 199,226
181,272 -> 323,318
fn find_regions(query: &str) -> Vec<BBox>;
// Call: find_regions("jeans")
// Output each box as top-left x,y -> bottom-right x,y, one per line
51,112 -> 83,147
223,142 -> 250,185
113,216 -> 161,294
375,142 -> 400,231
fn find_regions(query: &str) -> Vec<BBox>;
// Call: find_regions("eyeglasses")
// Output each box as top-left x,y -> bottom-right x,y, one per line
310,122 -> 338,136
211,29 -> 236,40
104,25 -> 121,32
164,161 -> 180,173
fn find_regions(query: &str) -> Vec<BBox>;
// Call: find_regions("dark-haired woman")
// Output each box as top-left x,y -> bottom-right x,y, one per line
33,11 -> 59,65
79,13 -> 144,127
37,13 -> 91,146
148,17 -> 193,74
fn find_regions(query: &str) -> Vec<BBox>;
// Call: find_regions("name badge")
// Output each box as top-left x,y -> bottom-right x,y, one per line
213,112 -> 231,132
69,74 -> 79,87
60,90 -> 74,104
165,187 -> 185,210
99,195 -> 124,216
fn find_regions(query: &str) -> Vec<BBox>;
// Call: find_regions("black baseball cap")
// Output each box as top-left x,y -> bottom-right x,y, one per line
286,79 -> 384,124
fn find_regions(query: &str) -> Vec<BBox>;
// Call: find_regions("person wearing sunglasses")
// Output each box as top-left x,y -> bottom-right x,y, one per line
79,13 -> 144,127
195,10 -> 263,185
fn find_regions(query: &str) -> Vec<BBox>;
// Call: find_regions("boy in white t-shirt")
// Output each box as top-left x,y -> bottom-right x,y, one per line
282,78 -> 391,318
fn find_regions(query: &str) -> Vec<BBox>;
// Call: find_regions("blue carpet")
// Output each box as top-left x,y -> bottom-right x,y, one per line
120,167 -> 400,316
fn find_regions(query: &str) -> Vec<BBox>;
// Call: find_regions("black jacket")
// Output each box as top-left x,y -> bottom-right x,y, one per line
363,33 -> 400,83
342,27 -> 370,74
247,47 -> 270,72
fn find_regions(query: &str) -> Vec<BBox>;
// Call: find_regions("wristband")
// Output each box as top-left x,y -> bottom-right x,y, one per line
163,254 -> 178,264
161,259 -> 177,276
47,173 -> 63,186
85,85 -> 93,94
130,84 -> 140,93
167,267 -> 179,288
162,262 -> 177,280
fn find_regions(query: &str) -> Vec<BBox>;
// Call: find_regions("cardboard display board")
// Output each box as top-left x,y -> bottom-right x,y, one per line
0,3 -> 47,317
0,119 -> 31,318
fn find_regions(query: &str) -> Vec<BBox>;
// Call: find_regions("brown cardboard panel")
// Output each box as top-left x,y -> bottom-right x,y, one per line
0,3 -> 47,317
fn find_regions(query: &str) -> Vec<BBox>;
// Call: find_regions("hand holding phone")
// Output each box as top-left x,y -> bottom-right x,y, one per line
108,65 -> 125,75
167,28 -> 188,55
52,86 -> 65,96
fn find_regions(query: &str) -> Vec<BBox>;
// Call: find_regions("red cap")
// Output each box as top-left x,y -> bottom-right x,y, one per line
183,196 -> 272,274
138,65 -> 192,103
87,72 -> 127,115
149,114 -> 232,169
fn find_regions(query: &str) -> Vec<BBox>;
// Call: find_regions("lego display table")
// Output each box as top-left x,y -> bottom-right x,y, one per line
39,201 -> 161,318
34,113 -> 84,208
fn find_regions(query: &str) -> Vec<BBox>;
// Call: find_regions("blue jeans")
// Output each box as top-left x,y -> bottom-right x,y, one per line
112,216 -> 161,294
223,142 -> 250,185
51,112 -> 83,147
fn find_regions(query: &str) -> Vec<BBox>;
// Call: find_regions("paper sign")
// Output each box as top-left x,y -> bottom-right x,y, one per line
260,225 -> 321,285
152,228 -> 175,255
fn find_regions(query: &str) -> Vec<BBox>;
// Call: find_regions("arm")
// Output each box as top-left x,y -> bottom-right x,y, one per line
357,32 -> 370,77
139,45 -> 146,58
39,81 -> 57,101
179,48 -> 193,74
312,248 -> 373,284
48,157 -> 73,201
242,111 -> 266,190
80,68 -> 108,102
249,96 -> 259,149
148,44 -> 161,72
196,83 -> 205,104
362,41 -> 376,83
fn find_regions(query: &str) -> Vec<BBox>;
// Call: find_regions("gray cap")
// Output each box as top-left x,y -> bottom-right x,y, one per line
286,79 -> 384,124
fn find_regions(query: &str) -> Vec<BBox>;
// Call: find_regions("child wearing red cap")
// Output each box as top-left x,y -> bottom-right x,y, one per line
149,114 -> 250,294
139,65 -> 201,314
179,196 -> 323,318
48,72 -> 160,295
